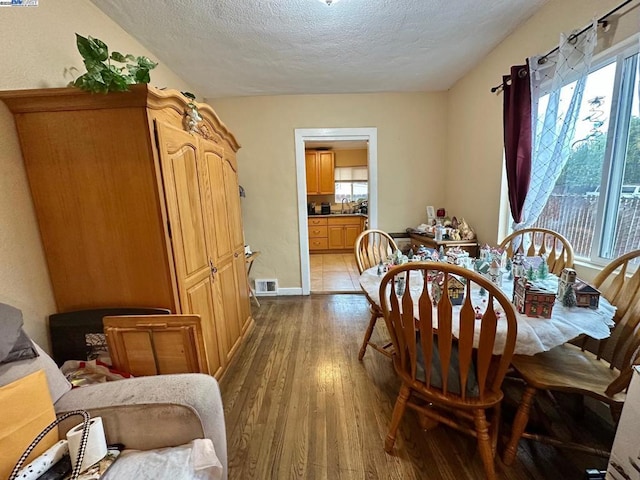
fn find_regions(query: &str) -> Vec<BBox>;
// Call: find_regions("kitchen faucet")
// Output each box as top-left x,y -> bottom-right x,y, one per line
341,198 -> 349,214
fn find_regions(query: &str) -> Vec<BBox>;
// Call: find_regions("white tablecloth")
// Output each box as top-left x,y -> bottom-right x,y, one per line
359,267 -> 616,356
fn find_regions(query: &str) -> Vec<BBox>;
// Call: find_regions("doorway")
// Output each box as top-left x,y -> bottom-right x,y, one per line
294,128 -> 378,295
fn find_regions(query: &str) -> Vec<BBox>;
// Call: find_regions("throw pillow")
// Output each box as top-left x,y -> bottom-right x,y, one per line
0,329 -> 38,365
0,370 -> 58,480
0,303 -> 24,362
0,343 -> 72,403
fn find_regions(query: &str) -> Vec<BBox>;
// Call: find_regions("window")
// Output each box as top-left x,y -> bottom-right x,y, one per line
334,166 -> 368,202
533,38 -> 640,265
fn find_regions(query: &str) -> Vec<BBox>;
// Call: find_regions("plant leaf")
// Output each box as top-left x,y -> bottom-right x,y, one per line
136,56 -> 158,70
88,36 -> 109,61
75,34 -> 94,61
134,68 -> 151,84
110,51 -> 127,63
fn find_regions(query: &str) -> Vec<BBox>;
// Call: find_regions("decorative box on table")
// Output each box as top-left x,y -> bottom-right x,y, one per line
431,272 -> 466,305
557,268 -> 601,309
513,277 -> 556,319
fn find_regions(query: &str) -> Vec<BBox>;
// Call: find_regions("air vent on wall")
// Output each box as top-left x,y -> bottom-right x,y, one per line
255,279 -> 278,295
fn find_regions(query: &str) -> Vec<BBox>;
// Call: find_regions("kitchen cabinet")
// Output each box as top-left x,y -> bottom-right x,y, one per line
308,215 -> 365,252
305,150 -> 335,194
0,85 -> 252,379
328,216 -> 364,250
308,217 -> 329,251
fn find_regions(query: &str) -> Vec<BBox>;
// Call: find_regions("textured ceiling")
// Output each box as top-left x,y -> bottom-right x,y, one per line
91,0 -> 548,98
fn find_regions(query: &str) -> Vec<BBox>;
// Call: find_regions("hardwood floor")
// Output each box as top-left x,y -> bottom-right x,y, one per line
220,295 -> 613,479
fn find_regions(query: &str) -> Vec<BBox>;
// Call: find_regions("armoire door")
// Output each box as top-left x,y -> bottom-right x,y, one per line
199,139 -> 242,358
223,153 -> 251,331
155,121 -> 225,376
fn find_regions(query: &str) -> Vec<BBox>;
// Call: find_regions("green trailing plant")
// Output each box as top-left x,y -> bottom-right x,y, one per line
72,34 -> 158,93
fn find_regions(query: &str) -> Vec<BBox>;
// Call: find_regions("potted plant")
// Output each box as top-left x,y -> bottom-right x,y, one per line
71,34 -> 157,93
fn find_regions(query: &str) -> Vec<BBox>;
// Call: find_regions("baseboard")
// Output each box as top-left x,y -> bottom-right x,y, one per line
276,287 -> 304,296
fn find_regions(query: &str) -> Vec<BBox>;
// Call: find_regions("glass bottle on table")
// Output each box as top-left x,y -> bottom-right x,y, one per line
435,220 -> 444,242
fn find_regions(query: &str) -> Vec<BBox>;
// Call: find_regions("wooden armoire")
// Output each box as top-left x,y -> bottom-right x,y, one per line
0,85 -> 252,378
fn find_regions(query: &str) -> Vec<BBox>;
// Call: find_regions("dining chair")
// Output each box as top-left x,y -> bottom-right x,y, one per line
503,249 -> 640,465
379,262 -> 518,480
354,229 -> 398,360
499,227 -> 574,275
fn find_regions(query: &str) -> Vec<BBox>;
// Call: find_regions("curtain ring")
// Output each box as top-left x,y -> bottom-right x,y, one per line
568,33 -> 578,44
518,68 -> 528,79
537,56 -> 548,65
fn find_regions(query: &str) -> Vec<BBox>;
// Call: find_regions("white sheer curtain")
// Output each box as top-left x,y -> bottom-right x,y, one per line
515,20 -> 598,229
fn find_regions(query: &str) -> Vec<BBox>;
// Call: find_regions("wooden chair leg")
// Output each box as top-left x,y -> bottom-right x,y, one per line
385,384 -> 410,454
474,409 -> 497,480
490,404 -> 501,458
418,411 -> 439,431
503,386 -> 537,466
358,309 -> 380,360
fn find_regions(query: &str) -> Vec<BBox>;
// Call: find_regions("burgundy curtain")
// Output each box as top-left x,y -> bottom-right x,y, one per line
503,63 -> 532,224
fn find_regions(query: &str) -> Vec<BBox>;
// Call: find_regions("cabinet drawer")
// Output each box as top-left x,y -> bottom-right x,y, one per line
308,226 -> 328,238
309,238 -> 329,250
308,217 -> 328,226
328,216 -> 361,226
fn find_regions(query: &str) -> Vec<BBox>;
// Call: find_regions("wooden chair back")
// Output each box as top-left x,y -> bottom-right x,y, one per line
499,228 -> 574,275
378,262 -> 518,404
583,249 -> 640,396
354,229 -> 398,274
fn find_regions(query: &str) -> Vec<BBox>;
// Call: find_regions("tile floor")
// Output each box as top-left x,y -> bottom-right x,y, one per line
310,253 -> 361,293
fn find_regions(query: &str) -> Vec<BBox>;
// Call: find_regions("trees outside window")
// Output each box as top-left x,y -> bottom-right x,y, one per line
533,40 -> 640,265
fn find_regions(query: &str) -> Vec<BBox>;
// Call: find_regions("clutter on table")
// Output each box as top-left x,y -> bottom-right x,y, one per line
413,207 -> 477,241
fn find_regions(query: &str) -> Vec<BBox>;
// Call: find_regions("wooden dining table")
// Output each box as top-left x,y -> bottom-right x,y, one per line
359,266 -> 616,356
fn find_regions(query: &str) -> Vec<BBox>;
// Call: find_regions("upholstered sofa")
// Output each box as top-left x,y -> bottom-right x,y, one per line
0,343 -> 228,479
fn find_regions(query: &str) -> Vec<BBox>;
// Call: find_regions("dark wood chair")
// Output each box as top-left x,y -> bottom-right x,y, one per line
499,227 -> 574,275
354,229 -> 398,360
379,263 -> 518,480
503,249 -> 640,465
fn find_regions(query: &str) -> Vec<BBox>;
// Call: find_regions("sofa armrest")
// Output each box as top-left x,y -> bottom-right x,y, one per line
54,374 -> 227,479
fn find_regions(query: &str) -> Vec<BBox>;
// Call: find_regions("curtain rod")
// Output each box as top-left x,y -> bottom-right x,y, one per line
490,0 -> 637,94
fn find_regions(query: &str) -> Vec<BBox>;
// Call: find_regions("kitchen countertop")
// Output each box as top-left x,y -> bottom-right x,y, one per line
308,213 -> 368,218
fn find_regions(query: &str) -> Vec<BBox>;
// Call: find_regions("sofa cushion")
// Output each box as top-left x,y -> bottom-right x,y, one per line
0,343 -> 71,403
0,370 -> 58,480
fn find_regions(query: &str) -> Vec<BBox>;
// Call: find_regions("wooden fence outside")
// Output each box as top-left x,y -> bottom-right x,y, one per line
533,194 -> 640,262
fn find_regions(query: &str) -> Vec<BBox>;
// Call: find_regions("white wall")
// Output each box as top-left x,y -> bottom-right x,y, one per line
210,92 -> 448,289
0,0 -> 196,350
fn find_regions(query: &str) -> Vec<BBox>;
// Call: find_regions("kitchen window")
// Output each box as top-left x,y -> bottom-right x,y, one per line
334,166 -> 368,202
533,38 -> 640,265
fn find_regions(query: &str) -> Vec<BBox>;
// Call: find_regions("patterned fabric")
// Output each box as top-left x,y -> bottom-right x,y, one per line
13,440 -> 68,480
517,20 -> 598,229
9,410 -> 90,480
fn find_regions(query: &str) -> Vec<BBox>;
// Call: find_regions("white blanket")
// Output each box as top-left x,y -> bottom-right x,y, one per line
102,439 -> 222,480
